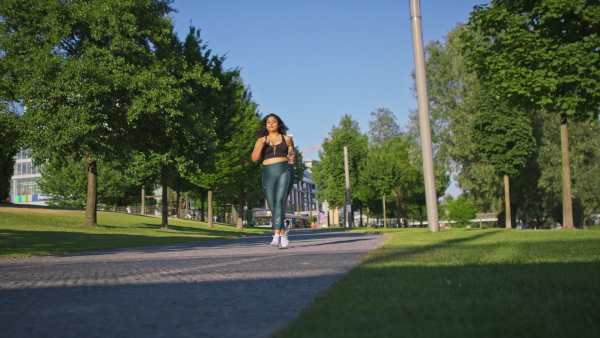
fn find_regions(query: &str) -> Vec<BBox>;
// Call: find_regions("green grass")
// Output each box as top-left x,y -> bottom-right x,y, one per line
0,205 -> 269,258
276,228 -> 600,338
3,206 -> 599,336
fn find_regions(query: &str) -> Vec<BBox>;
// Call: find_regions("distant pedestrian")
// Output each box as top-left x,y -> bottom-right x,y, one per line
252,114 -> 296,248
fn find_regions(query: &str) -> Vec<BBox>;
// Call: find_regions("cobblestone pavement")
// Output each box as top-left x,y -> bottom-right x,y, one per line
0,229 -> 387,338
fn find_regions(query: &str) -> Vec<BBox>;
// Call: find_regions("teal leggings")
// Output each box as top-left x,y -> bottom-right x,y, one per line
262,161 -> 294,231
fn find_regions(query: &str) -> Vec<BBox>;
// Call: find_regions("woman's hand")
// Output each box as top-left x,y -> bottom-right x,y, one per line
285,135 -> 296,164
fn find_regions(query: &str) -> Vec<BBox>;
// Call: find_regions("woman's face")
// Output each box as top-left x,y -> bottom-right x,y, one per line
266,116 -> 279,133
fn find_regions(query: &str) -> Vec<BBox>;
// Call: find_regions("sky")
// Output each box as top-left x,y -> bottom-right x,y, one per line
169,0 -> 487,195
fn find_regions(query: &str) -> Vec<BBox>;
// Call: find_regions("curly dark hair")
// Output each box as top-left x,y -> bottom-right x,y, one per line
256,114 -> 288,138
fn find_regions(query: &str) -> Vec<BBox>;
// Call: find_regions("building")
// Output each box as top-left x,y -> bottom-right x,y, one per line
9,149 -> 46,205
286,158 -> 319,216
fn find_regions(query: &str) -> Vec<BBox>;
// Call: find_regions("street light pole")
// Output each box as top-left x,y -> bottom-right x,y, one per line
344,146 -> 352,228
409,0 -> 439,232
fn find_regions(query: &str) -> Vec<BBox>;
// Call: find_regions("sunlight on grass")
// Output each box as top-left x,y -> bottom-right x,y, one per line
0,205 -> 269,258
276,227 -> 600,338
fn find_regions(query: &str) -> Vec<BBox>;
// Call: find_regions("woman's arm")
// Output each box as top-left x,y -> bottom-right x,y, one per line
285,135 -> 296,163
251,136 -> 267,162
284,135 -> 295,148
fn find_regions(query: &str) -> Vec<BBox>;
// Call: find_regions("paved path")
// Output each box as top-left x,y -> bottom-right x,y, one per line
0,229 -> 387,338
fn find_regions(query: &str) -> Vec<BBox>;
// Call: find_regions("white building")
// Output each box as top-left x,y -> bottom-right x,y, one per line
9,149 -> 46,205
286,158 -> 319,216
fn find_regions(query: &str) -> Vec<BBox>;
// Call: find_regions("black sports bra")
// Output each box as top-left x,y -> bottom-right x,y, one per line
262,135 -> 289,160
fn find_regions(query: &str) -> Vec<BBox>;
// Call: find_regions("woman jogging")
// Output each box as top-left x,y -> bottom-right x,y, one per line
251,114 -> 295,248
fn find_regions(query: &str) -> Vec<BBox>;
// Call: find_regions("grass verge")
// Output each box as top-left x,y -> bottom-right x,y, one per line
0,205 -> 269,258
276,227 -> 600,338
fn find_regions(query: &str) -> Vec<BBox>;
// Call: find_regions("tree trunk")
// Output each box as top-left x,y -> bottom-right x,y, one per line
167,188 -> 174,211
497,193 -> 505,228
395,194 -> 402,228
583,215 -> 590,231
161,166 -> 169,229
237,196 -> 245,231
359,206 -> 363,227
504,174 -> 512,229
403,203 -> 408,228
200,192 -> 205,222
176,190 -> 181,218
560,114 -> 575,229
141,185 -> 146,215
84,154 -> 97,227
383,194 -> 387,228
207,190 -> 214,228
185,192 -> 189,218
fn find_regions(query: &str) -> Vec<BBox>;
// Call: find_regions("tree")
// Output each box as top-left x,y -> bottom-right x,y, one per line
363,108 -> 402,227
38,157 -> 143,208
0,110 -> 20,202
182,26 -> 265,229
363,136 -> 422,228
364,108 -> 423,228
462,0 -> 600,229
416,25 -> 498,216
125,24 -> 220,230
368,108 -> 401,146
0,0 -> 181,226
471,89 -> 536,228
209,88 -> 265,230
313,115 -> 368,225
522,113 -> 600,228
447,195 -> 477,228
570,119 -> 600,229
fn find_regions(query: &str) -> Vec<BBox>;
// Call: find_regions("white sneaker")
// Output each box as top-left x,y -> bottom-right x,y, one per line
271,234 -> 280,247
280,235 -> 289,248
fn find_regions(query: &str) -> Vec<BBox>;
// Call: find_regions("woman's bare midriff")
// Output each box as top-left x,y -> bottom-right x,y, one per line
263,157 -> 288,165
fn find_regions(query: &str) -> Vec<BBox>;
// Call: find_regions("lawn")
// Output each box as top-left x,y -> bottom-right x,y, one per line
0,205 -> 269,258
3,206 -> 599,336
276,227 -> 600,338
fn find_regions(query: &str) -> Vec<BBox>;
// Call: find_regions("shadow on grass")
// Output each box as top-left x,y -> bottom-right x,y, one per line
278,230 -> 600,337
99,212 -> 251,232
277,260 -> 600,338
0,228 -> 367,258
0,227 -> 265,258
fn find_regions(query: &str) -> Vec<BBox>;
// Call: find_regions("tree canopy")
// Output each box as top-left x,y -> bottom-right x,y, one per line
313,115 -> 368,212
0,110 -> 20,201
462,0 -> 600,229
463,0 -> 600,121
0,0 -> 192,225
471,90 -> 535,178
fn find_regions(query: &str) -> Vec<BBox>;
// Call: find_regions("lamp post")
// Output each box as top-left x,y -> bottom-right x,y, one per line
344,146 -> 352,228
409,0 -> 439,232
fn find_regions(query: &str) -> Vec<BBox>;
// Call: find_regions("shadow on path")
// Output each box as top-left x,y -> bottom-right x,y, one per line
0,229 -> 388,338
